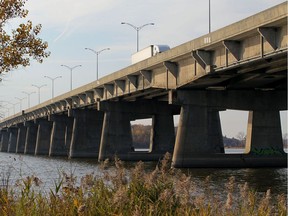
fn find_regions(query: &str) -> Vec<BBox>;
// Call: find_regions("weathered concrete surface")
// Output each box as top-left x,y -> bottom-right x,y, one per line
24,121 -> 38,154
69,109 -> 104,158
98,101 -> 180,161
16,124 -> 27,153
172,106 -> 224,167
98,108 -> 133,160
35,119 -> 53,155
8,127 -> 18,153
49,115 -> 71,157
0,129 -> 9,152
245,110 -> 285,154
65,117 -> 74,151
150,114 -> 175,155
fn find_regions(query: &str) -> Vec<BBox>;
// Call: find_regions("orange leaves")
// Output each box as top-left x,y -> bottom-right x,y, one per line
0,0 -> 50,73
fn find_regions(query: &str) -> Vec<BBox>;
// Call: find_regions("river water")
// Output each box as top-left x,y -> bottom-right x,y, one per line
0,151 -> 286,199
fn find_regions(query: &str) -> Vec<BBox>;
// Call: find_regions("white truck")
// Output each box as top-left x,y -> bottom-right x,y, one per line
131,45 -> 170,64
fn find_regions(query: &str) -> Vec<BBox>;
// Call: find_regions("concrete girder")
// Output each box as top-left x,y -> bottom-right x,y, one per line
85,91 -> 95,103
114,80 -> 126,93
95,88 -> 104,99
55,101 -> 66,111
65,98 -> 73,109
104,84 -> 115,96
71,96 -> 80,108
127,75 -> 138,88
223,40 -> 241,61
60,100 -> 67,110
140,70 -> 152,84
258,27 -> 278,50
172,89 -> 287,111
78,94 -> 86,105
163,61 -> 178,78
45,105 -> 54,114
192,50 -> 213,71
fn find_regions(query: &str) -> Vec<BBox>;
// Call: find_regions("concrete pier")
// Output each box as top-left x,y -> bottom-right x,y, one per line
172,105 -> 224,167
35,119 -> 53,155
24,121 -> 38,154
0,129 -> 9,152
69,109 -> 104,158
150,113 -> 175,155
245,110 -> 285,155
98,101 -> 180,161
65,117 -> 73,150
16,124 -> 27,153
8,127 -> 18,153
99,109 -> 133,160
49,115 -> 71,157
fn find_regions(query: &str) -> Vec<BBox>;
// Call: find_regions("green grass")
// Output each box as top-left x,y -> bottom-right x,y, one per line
0,153 -> 286,216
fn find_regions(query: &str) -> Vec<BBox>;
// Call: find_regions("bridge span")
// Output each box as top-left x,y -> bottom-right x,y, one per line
0,3 -> 287,167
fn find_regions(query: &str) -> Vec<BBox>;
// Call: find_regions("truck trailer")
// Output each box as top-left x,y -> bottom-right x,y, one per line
131,45 -> 170,64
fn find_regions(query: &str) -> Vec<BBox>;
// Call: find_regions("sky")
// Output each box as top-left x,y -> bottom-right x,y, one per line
0,0 -> 287,138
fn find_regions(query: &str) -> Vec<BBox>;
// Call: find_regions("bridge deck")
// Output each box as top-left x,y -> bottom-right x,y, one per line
0,2 -> 287,127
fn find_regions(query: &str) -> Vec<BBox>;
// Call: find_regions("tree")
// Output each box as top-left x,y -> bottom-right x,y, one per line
236,131 -> 246,147
0,0 -> 50,73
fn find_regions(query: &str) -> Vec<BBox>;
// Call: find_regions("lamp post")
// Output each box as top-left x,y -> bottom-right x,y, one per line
15,97 -> 26,111
2,101 -> 19,115
0,106 -> 9,117
44,75 -> 62,98
84,47 -> 110,80
22,91 -> 35,108
32,84 -> 47,104
60,64 -> 82,90
121,22 -> 154,52
209,0 -> 211,33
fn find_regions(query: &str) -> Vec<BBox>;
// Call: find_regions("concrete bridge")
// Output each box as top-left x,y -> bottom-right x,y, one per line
0,2 -> 287,167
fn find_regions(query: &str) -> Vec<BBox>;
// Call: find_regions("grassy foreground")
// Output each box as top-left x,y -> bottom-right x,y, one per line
0,153 -> 286,216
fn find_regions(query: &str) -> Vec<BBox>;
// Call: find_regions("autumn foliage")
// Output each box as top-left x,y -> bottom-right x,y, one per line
0,0 -> 50,73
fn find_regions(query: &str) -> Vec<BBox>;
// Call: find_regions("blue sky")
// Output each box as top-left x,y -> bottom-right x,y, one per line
0,0 -> 287,138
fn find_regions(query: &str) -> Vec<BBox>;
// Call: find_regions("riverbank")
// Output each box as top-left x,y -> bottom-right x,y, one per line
0,153 -> 286,215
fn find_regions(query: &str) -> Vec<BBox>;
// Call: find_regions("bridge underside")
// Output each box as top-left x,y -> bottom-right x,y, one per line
0,3 -> 287,168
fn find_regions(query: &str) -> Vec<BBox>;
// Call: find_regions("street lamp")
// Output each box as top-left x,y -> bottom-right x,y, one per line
32,84 -> 47,104
209,0 -> 211,33
1,101 -> 19,115
15,97 -> 26,111
121,22 -> 154,52
60,64 -> 82,91
0,106 -> 9,117
22,91 -> 35,108
84,47 -> 110,80
44,75 -> 62,98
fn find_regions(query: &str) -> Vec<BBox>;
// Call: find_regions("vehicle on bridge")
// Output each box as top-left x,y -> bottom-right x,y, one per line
131,45 -> 170,64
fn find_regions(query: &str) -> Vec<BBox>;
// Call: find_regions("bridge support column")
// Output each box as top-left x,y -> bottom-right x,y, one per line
8,127 -> 18,153
16,124 -> 27,153
49,115 -> 71,157
98,101 -> 180,161
0,129 -> 9,152
35,119 -> 53,155
65,117 -> 74,150
69,109 -> 104,158
172,105 -> 224,167
150,113 -> 175,155
245,110 -> 285,155
24,121 -> 38,154
99,109 -> 133,161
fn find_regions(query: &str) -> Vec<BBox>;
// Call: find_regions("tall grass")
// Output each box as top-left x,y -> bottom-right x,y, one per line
0,153 -> 286,215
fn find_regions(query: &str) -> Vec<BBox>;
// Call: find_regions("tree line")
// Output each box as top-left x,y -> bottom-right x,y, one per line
131,124 -> 288,149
